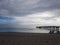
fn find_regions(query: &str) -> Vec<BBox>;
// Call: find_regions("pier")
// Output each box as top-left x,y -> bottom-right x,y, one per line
36,26 -> 60,34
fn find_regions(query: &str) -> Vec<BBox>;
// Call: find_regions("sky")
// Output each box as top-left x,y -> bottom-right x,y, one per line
0,0 -> 60,28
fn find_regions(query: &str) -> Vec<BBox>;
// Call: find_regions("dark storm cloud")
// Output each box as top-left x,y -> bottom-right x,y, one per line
0,0 -> 60,16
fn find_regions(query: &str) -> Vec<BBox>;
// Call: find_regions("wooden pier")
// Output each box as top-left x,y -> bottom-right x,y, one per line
36,26 -> 60,34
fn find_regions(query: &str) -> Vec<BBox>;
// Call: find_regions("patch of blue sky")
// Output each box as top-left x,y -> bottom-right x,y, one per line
0,16 -> 14,21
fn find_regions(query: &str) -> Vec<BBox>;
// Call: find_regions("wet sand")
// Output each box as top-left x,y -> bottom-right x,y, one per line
0,32 -> 60,45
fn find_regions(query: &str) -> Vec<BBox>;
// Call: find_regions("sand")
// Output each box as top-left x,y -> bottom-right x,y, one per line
0,32 -> 60,45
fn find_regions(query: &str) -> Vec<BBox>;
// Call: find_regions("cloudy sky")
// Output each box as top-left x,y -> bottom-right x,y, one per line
0,0 -> 60,28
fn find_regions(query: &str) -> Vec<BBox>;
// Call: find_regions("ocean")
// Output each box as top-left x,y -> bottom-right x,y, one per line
0,28 -> 49,33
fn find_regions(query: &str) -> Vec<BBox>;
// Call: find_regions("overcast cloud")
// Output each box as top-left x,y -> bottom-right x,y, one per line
0,0 -> 60,28
0,0 -> 60,16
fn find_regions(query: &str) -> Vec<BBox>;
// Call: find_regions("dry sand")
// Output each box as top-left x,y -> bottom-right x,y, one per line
0,32 -> 60,45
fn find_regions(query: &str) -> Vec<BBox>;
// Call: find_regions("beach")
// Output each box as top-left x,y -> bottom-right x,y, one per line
0,32 -> 60,45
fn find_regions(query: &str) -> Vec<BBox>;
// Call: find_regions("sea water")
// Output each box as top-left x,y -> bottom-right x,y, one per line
0,28 -> 49,33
